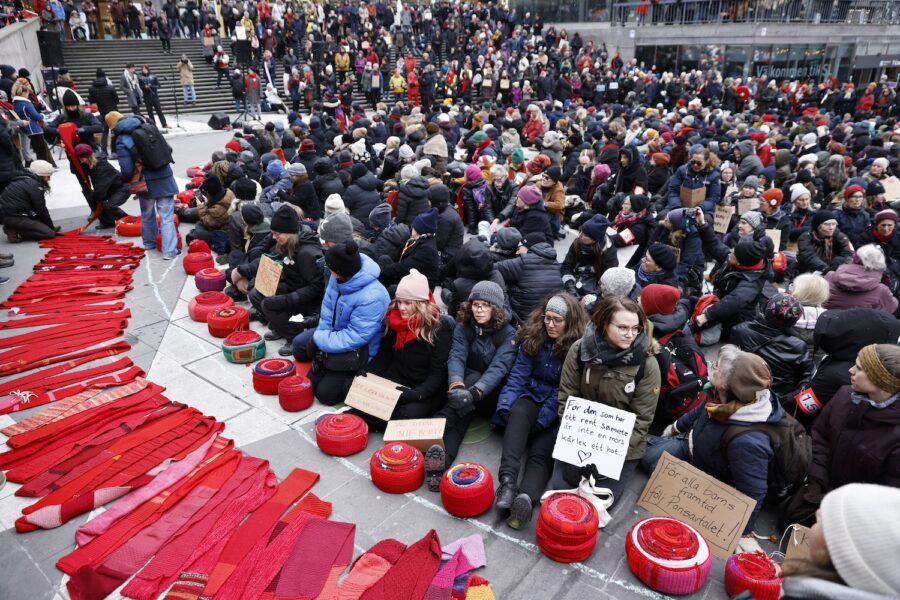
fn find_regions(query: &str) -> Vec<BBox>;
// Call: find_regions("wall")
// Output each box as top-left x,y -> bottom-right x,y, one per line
0,19 -> 45,91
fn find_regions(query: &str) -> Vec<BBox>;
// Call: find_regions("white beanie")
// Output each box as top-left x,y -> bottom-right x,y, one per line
400,163 -> 420,181
28,160 -> 54,178
801,132 -> 818,146
600,267 -> 636,297
873,157 -> 890,170
790,183 -> 811,203
398,144 -> 415,161
323,194 -> 346,219
798,153 -> 819,167
821,483 -> 900,596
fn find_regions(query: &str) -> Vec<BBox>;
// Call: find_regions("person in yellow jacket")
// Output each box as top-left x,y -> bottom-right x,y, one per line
334,50 -> 350,80
389,69 -> 406,100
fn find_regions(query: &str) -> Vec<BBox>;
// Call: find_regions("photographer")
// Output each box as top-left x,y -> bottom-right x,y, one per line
178,54 -> 196,105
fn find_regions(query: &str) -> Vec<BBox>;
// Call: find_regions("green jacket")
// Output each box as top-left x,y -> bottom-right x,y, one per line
558,338 -> 661,461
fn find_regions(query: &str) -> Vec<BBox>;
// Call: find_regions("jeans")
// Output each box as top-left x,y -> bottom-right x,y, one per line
640,435 -> 691,475
549,213 -> 561,238
234,98 -> 246,113
182,85 -> 196,103
139,195 -> 177,256
291,328 -> 317,361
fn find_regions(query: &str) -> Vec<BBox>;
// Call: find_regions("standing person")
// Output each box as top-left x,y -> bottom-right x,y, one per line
88,69 -> 119,158
157,14 -> 172,54
178,54 -> 196,105
0,160 -> 59,242
110,0 -> 129,38
108,111 -> 179,258
11,80 -> 55,166
82,0 -> 98,39
138,65 -> 167,128
245,67 -> 262,120
230,69 -> 246,114
120,63 -> 142,116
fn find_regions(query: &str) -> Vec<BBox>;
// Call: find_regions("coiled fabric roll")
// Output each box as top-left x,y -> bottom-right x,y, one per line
252,358 -> 296,395
370,443 -> 424,494
222,330 -> 266,363
187,292 -> 234,323
315,414 -> 368,456
114,216 -> 141,237
625,517 -> 713,595
207,306 -> 250,338
725,552 -> 782,600
278,375 -> 314,412
195,268 -> 226,292
183,252 -> 214,275
188,239 -> 211,254
537,493 -> 599,563
440,463 -> 494,518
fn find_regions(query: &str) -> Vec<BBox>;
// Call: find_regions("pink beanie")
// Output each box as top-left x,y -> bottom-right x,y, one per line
465,164 -> 483,181
395,268 -> 430,301
593,163 -> 611,182
517,185 -> 543,206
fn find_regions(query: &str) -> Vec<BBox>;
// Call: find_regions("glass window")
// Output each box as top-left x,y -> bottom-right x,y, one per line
656,45 -> 677,72
635,45 -> 656,69
680,45 -> 702,72
725,45 -> 750,79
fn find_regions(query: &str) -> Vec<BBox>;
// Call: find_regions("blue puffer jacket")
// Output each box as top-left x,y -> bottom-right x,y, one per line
675,394 -> 783,532
262,171 -> 292,204
494,342 -> 564,431
832,206 -> 872,248
313,253 -> 390,359
447,320 -> 517,396
113,115 -> 178,198
666,164 -> 721,214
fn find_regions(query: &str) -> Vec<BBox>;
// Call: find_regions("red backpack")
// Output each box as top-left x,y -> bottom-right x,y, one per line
656,330 -> 712,420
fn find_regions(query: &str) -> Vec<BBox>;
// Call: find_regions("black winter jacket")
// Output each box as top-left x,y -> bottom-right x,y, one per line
460,179 -> 492,231
0,173 -> 53,227
561,239 -> 618,297
442,239 -> 508,316
487,179 -> 518,222
284,177 -> 321,220
372,223 -> 410,262
343,173 -> 381,226
509,204 -> 552,245
732,319 -> 813,402
394,176 -> 431,226
0,121 -> 22,185
496,242 -> 564,323
797,230 -> 853,273
87,78 -> 119,115
379,233 -> 440,289
435,203 -> 464,263
313,159 -> 344,201
86,157 -> 128,204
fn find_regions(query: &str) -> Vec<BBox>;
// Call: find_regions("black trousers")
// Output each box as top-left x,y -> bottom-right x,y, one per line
434,370 -> 498,465
4,215 -> 56,240
94,185 -> 130,226
498,398 -> 556,504
248,287 -> 304,340
144,94 -> 167,128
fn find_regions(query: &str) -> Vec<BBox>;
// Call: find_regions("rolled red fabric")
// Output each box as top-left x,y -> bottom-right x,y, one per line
186,166 -> 205,178
252,358 -> 296,395
195,268 -> 227,292
222,330 -> 265,363
188,239 -> 211,254
626,517 -> 713,595
115,216 -> 142,237
183,252 -> 214,275
207,306 -> 250,338
315,414 -> 368,456
440,463 -> 494,518
370,443 -> 424,494
187,291 -> 234,323
536,493 -> 599,563
725,552 -> 782,600
278,376 -> 314,412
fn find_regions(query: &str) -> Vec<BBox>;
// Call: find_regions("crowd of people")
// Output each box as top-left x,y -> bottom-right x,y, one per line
3,2 -> 900,597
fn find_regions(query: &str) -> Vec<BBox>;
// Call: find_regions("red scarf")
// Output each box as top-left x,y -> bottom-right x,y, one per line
614,208 -> 646,229
734,260 -> 765,271
387,308 -> 421,350
873,228 -> 894,244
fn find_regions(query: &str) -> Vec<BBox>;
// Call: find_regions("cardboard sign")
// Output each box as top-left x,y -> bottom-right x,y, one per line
766,228 -> 782,251
254,255 -> 283,297
638,452 -> 757,558
616,244 -> 639,268
553,397 -> 636,480
714,205 -> 735,234
609,81 -> 619,90
344,373 -> 402,422
882,175 -> 900,201
784,525 -> 812,561
737,196 -> 760,215
680,185 -> 707,208
383,418 -> 446,452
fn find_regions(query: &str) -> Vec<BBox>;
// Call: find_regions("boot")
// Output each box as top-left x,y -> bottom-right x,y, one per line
506,493 -> 533,530
495,475 -> 517,511
424,444 -> 445,492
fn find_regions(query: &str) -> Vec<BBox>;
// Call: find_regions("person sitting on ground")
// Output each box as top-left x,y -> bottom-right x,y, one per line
223,202 -> 271,300
429,183 -> 465,266
636,242 -> 681,290
0,160 -> 58,242
608,193 -> 654,268
833,184 -> 872,249
426,281 -> 517,490
642,348 -> 783,554
369,202 -> 411,262
497,232 -> 564,325
758,187 -> 790,251
647,208 -> 704,287
823,244 -> 898,314
788,183 -> 816,243
640,283 -> 693,340
507,184 -> 552,244
493,294 -> 587,530
600,266 -> 641,302
797,209 -> 854,274
74,143 -> 130,228
561,213 -> 617,303
378,206 -> 440,292
343,163 -> 382,228
489,226 -> 522,263
185,175 -> 233,254
789,273 -> 830,356
440,238 -> 508,318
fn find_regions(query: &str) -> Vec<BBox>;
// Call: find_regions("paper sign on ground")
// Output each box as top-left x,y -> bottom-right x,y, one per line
714,205 -> 734,234
254,255 -> 283,297
638,452 -> 756,558
552,397 -> 636,480
784,525 -> 812,561
384,418 -> 446,452
882,175 -> 900,200
766,228 -> 782,251
616,244 -> 639,268
344,373 -> 402,422
737,196 -> 760,215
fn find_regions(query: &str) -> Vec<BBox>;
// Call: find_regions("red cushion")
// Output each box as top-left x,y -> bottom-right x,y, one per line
207,306 -> 249,338
195,268 -> 226,292
315,414 -> 368,456
725,552 -> 782,600
183,252 -> 214,275
625,517 -> 713,595
187,291 -> 234,323
188,239 -> 211,254
251,358 -> 296,395
115,216 -> 142,237
440,463 -> 494,518
370,443 -> 424,494
278,375 -> 314,412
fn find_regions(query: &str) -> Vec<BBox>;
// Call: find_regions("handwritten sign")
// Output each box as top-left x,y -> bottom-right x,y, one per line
638,452 -> 756,558
737,196 -> 760,216
616,244 -> 639,268
766,228 -> 782,251
552,397 -> 636,480
344,373 -> 402,422
384,418 -> 446,452
882,175 -> 900,201
714,205 -> 735,234
254,255 -> 283,297
784,525 -> 812,561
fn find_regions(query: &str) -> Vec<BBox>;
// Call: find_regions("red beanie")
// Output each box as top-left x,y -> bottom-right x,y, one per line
762,188 -> 783,207
843,184 -> 865,200
640,284 -> 681,316
225,139 -> 242,152
751,132 -> 766,144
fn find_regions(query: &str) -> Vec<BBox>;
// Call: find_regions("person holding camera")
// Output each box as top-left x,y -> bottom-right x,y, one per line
178,54 -> 196,105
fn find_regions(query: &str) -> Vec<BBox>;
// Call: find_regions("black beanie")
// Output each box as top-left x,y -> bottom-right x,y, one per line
648,243 -> 677,271
350,162 -> 368,180
96,68 -> 106,79
200,175 -> 225,202
545,166 -> 562,183
270,204 -> 301,234
325,240 -> 362,279
62,89 -> 79,106
427,184 -> 450,207
628,194 -> 650,213
796,170 -> 815,184
810,209 -> 836,232
733,239 -> 766,266
232,177 -> 257,201
241,203 -> 264,226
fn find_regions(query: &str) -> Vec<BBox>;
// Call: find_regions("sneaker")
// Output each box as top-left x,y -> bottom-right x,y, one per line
215,254 -> 229,265
264,330 -> 283,341
277,343 -> 294,357
506,493 -> 533,530
162,251 -> 181,260
424,444 -> 445,492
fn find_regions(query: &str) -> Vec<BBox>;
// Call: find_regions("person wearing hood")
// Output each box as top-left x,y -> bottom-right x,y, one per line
0,160 -> 58,242
833,185 -> 872,249
73,144 -> 130,229
636,242 -> 681,290
224,193 -> 271,291
440,238 -> 508,317
87,69 -> 119,158
508,185 -> 552,245
773,147 -> 793,189
295,138 -> 319,177
490,226 -> 522,263
276,162 -> 320,221
666,146 -> 721,215
609,193 -> 654,267
45,88 -> 103,151
238,150 -> 261,182
420,122 -> 449,175
861,210 -> 900,286
561,213 -> 618,303
647,207 -> 704,291
369,201 -> 410,258
599,145 -> 648,213
797,210 -> 854,274
646,151 -> 671,196
733,139 -> 764,184
394,174 -> 431,226
312,157 -> 344,203
460,164 -> 492,234
555,295 -> 661,509
377,207 -> 440,291
540,165 -> 566,240
343,163 -> 381,228
185,174 -> 234,254
232,205 -> 324,354
823,245 -> 898,313
427,281 -> 517,490
643,349 -> 787,550
428,183 -> 464,266
497,232 -> 564,324
757,187 -> 790,250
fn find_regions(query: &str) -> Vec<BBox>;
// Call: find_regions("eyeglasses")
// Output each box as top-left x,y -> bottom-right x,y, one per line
610,323 -> 642,336
543,314 -> 564,325
690,160 -> 703,167
471,301 -> 492,311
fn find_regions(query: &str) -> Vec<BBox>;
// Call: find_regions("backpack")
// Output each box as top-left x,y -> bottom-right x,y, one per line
722,411 -> 811,498
131,122 -> 173,171
656,330 -> 710,420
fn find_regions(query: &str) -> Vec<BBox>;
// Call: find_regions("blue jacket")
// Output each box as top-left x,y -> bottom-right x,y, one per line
313,253 -> 390,359
494,342 -> 563,431
448,321 -> 517,396
667,164 -> 721,214
832,206 -> 871,248
675,395 -> 783,532
12,98 -> 44,135
113,115 -> 178,198
262,171 -> 292,204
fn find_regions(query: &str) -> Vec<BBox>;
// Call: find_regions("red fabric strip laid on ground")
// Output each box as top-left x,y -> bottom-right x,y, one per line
0,328 -> 129,375
358,529 -> 443,600
273,519 -> 356,600
0,340 -> 131,378
0,319 -> 128,349
0,309 -> 131,331
0,353 -> 131,398
335,539 -> 407,600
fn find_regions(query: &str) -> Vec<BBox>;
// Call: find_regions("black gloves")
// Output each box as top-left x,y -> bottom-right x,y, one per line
579,463 -> 602,484
564,280 -> 578,296
262,294 -> 289,313
300,314 -> 319,330
397,386 -> 421,405
447,386 -> 482,417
